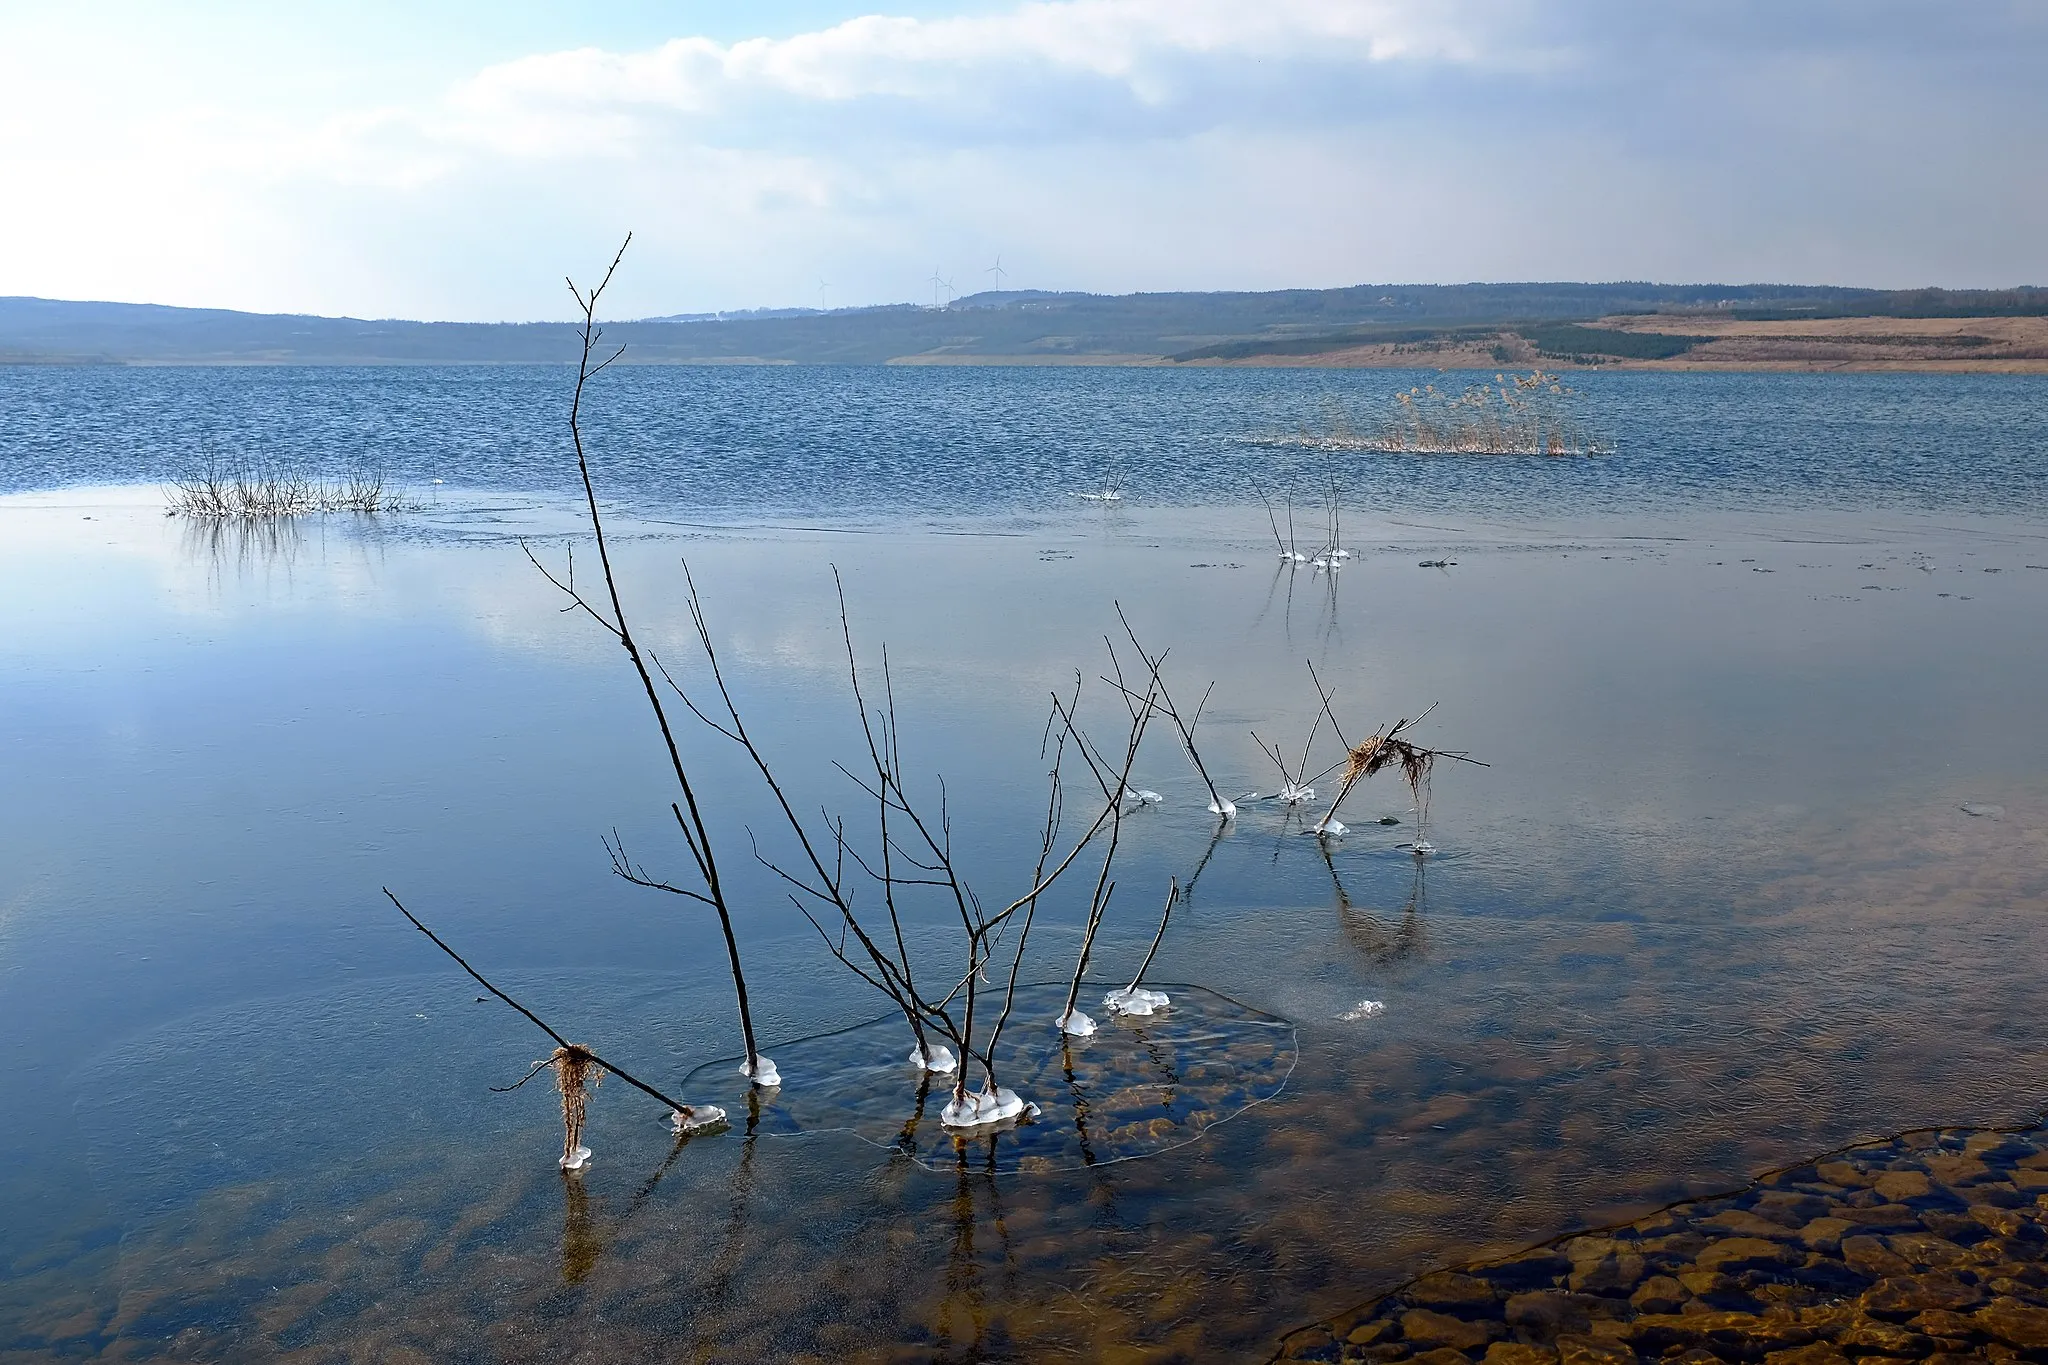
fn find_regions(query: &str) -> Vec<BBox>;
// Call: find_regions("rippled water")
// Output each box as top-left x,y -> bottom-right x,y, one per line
4,367 -> 2048,1360
4,365 -> 2047,518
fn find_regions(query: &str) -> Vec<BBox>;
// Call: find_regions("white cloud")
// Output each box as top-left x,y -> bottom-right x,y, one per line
0,0 -> 2041,318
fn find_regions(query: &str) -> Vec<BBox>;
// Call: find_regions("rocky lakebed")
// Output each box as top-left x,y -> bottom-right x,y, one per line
1275,1121 -> 2048,1363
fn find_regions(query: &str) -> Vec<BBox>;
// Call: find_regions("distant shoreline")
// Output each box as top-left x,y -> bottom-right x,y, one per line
7,315 -> 2048,372
9,283 -> 2046,369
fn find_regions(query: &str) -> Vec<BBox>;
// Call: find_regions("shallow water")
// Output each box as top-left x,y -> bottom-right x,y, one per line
4,368 -> 2048,1360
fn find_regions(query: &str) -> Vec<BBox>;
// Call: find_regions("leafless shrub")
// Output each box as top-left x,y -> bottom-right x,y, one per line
168,453 -> 415,517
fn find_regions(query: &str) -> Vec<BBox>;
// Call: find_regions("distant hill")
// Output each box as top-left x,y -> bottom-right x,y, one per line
2,283 -> 2044,366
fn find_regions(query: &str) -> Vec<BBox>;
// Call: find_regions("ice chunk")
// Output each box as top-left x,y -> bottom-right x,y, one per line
1104,987 -> 1171,1017
1316,819 -> 1346,837
939,1087 -> 1042,1130
1122,788 -> 1163,805
1277,783 -> 1316,804
1339,1000 -> 1386,1021
559,1144 -> 593,1171
1406,840 -> 1435,856
740,1055 -> 781,1088
1207,798 -> 1237,817
908,1043 -> 959,1074
669,1105 -> 727,1135
1056,1008 -> 1098,1037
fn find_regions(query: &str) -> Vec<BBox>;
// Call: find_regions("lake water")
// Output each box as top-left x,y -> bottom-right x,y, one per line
3,365 -> 2047,1361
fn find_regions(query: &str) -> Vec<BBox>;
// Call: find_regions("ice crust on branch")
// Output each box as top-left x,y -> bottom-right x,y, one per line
1278,783 -> 1317,804
740,1055 -> 781,1088
939,1086 -> 1041,1130
1103,987 -> 1171,1017
1207,798 -> 1237,817
1122,788 -> 1163,805
559,1144 -> 593,1171
1057,1008 -> 1099,1037
908,1043 -> 959,1074
1316,819 -> 1347,837
670,1105 -> 727,1134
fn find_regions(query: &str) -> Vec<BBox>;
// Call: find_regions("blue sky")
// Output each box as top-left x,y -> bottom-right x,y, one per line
1,1 -> 2042,319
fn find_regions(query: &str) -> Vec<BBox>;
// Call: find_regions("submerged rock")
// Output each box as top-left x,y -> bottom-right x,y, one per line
1273,1121 -> 2048,1363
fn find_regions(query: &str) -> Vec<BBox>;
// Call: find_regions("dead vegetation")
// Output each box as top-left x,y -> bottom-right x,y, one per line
1249,371 -> 1606,456
381,239 -> 1489,1173
167,456 -> 413,517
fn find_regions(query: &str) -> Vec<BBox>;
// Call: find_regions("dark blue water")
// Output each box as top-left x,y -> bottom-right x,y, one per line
4,364 -> 2044,517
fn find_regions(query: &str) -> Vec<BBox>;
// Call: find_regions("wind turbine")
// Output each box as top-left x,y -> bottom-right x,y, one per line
986,254 -> 1007,294
929,267 -> 946,310
817,278 -> 830,312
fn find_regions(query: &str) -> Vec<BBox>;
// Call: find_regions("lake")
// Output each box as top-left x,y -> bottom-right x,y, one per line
3,364 -> 2047,1360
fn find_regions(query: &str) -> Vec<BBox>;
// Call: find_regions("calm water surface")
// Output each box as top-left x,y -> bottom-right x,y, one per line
3,367 -> 2047,1360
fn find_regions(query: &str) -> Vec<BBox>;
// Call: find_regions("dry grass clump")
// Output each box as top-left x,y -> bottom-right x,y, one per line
1251,371 -> 1607,456
1343,732 -> 1435,798
168,457 -> 414,518
552,1045 -> 604,1165
1381,371 -> 1598,455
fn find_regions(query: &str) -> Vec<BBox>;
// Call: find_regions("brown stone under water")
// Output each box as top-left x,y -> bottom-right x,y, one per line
1274,1122 -> 2048,1364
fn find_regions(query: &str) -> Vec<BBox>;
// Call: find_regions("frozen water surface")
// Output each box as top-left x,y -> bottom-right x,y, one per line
675,984 -> 1293,1171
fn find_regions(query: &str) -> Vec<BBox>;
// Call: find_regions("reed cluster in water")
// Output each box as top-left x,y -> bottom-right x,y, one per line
1253,370 -> 1607,456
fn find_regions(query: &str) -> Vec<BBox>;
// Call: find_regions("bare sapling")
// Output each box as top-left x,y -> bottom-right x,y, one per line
1109,607 -> 1236,818
1250,689 -> 1326,806
520,236 -> 770,1087
1050,646 -> 1162,1039
1262,491 -> 1306,563
717,585 -> 1138,1129
1103,878 -> 1178,1018
1316,463 -> 1352,566
383,889 -> 726,1169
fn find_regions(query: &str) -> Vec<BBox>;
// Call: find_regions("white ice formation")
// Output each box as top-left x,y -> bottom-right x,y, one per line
940,1086 -> 1042,1130
908,1042 -> 959,1074
670,1105 -> 727,1135
1103,986 -> 1171,1017
1340,1000 -> 1387,1021
1122,788 -> 1163,806
1407,840 -> 1436,856
1056,1008 -> 1099,1037
1208,798 -> 1238,817
740,1055 -> 782,1088
560,1144 -> 593,1171
1277,783 -> 1317,804
1316,819 -> 1347,837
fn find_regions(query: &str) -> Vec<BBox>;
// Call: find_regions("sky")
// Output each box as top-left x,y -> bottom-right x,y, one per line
1,0 -> 2043,320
